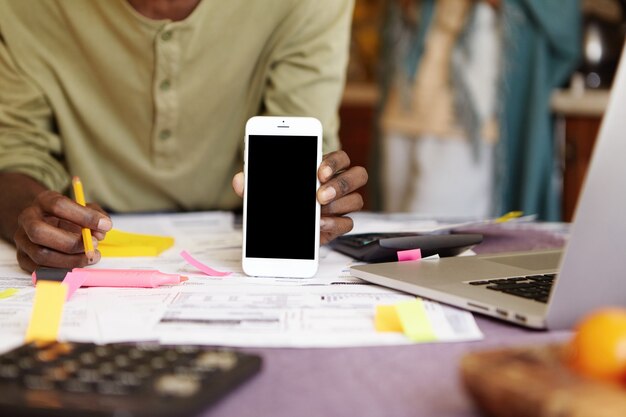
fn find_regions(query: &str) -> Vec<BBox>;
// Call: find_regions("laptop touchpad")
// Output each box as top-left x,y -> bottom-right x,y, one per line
485,252 -> 562,271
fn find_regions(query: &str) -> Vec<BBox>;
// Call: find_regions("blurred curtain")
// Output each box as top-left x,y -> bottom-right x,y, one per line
497,0 -> 581,220
374,0 -> 581,220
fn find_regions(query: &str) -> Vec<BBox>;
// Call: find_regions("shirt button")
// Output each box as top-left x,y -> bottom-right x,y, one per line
161,31 -> 172,41
160,80 -> 171,91
159,129 -> 171,140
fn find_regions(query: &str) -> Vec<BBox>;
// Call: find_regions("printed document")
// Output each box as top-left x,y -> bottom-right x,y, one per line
0,212 -> 483,352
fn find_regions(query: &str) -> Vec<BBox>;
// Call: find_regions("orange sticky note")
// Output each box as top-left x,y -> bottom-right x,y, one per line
375,304 -> 403,332
25,281 -> 68,343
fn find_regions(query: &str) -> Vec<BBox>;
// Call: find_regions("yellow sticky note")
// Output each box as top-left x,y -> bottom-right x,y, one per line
25,281 -> 68,343
99,229 -> 174,257
395,299 -> 437,342
0,288 -> 19,300
494,211 -> 523,223
98,245 -> 161,257
375,305 -> 403,332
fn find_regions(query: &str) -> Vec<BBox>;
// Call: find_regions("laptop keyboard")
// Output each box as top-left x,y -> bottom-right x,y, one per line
468,274 -> 556,303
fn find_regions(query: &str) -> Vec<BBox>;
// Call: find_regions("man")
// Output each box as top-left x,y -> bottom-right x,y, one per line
0,0 -> 367,272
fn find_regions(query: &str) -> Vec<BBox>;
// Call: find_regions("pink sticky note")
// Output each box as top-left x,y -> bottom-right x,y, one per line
61,272 -> 88,300
180,250 -> 231,277
397,248 -> 422,262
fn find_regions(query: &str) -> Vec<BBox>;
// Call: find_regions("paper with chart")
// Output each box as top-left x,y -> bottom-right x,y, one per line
0,211 -> 483,352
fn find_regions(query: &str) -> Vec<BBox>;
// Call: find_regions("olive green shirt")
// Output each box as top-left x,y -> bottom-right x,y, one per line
0,0 -> 351,212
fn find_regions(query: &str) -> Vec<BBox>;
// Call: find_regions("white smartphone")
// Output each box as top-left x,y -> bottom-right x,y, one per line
242,116 -> 322,278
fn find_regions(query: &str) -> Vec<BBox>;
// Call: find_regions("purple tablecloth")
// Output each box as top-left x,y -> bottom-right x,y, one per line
204,226 -> 570,417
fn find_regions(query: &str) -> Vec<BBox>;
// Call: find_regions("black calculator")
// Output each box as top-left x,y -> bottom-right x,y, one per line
0,341 -> 262,417
328,232 -> 483,263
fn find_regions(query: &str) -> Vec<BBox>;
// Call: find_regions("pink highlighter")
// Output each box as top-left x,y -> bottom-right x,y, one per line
32,268 -> 188,288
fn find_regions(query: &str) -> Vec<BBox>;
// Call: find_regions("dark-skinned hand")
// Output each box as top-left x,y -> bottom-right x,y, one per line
14,190 -> 112,272
232,150 -> 368,245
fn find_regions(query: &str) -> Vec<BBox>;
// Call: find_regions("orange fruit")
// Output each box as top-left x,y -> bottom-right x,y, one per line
569,307 -> 626,382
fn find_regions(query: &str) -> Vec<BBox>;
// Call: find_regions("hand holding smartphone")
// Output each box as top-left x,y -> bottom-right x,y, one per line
242,116 -> 322,278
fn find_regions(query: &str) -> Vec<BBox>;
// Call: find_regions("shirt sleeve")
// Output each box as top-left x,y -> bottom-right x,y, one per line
262,0 -> 354,153
0,34 -> 70,192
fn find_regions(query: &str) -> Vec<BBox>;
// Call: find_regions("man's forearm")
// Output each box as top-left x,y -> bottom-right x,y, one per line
0,172 -> 47,244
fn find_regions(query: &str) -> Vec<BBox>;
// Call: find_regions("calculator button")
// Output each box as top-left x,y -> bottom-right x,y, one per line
43,366 -> 69,382
134,364 -> 153,379
154,374 -> 201,397
63,379 -> 94,393
77,368 -> 100,383
79,352 -> 98,365
98,362 -> 116,377
18,356 -> 35,369
173,366 -> 206,378
128,348 -> 145,360
61,359 -> 79,374
175,345 -> 200,354
150,357 -> 167,370
164,350 -> 178,362
195,351 -> 237,371
23,375 -> 55,390
114,354 -> 131,368
94,345 -> 112,358
0,364 -> 19,379
97,380 -> 128,396
115,371 -> 142,387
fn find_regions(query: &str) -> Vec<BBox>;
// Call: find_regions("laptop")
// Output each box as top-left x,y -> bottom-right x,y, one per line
351,46 -> 626,330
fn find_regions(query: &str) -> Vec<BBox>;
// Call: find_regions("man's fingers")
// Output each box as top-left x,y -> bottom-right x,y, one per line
321,193 -> 364,216
18,207 -> 87,254
319,150 -> 351,182
232,172 -> 244,198
85,203 -> 110,240
14,228 -> 96,270
232,172 -> 244,197
320,216 -> 354,245
317,166 -> 368,205
36,190 -> 112,232
12,191 -> 108,273
16,249 -> 37,273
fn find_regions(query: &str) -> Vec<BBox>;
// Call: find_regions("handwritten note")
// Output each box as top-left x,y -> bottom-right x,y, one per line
25,281 -> 68,342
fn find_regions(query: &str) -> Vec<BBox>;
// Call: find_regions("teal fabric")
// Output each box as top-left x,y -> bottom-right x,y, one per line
375,0 -> 581,220
373,1 -> 435,211
403,0 -> 435,81
497,0 -> 581,220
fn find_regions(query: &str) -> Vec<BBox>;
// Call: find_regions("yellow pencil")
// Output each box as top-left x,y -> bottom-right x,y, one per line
71,176 -> 95,262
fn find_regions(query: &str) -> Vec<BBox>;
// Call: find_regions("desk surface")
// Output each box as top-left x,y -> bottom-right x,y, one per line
204,225 -> 570,417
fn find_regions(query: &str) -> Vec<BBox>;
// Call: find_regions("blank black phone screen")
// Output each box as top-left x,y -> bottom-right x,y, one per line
245,135 -> 318,259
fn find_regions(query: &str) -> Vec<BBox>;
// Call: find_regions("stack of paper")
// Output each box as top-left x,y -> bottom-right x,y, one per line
0,211 -> 485,353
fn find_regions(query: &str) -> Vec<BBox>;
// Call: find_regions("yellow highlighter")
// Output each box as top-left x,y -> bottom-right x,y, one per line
71,176 -> 95,262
